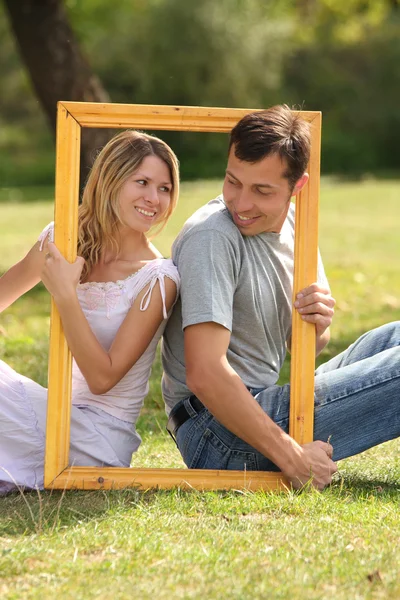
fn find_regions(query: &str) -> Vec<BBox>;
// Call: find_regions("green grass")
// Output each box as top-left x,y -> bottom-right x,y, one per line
0,471 -> 399,599
0,178 -> 399,599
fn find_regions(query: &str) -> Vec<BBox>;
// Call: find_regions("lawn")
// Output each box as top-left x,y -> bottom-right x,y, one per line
0,178 -> 399,599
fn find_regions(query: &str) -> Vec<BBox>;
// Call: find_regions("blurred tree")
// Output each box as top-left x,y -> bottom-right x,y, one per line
283,0 -> 400,173
67,0 -> 294,178
2,0 -> 112,187
1,0 -> 398,184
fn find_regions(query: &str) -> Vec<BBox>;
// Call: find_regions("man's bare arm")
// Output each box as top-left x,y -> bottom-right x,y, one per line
185,321 -> 337,490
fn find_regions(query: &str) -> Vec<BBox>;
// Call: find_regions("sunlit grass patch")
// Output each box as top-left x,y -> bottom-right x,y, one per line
0,179 -> 399,599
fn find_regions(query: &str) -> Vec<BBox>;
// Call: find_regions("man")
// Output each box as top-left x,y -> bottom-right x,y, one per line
162,105 -> 399,490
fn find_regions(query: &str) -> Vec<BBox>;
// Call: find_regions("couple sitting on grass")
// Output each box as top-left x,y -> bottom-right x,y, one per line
0,105 -> 399,496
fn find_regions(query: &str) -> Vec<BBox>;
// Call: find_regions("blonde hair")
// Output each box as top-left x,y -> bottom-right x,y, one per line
78,130 -> 179,281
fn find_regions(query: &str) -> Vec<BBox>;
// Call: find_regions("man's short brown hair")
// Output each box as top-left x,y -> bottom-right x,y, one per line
229,105 -> 311,190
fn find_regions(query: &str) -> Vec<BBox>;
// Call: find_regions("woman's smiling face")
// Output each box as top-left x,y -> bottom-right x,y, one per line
117,154 -> 172,234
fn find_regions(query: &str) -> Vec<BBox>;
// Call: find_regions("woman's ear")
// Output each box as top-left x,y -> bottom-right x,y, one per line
291,173 -> 309,196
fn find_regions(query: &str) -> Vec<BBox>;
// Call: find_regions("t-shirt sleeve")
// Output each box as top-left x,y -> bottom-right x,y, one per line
174,229 -> 240,331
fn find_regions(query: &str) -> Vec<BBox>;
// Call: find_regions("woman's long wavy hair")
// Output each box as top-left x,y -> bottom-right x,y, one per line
78,130 -> 179,282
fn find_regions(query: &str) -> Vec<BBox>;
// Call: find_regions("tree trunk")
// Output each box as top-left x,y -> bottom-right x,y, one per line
3,0 -> 112,188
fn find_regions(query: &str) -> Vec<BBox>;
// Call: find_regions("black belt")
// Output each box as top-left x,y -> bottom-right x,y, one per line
166,396 -> 205,442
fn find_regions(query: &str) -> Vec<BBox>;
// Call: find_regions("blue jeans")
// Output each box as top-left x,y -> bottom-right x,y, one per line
174,322 -> 400,471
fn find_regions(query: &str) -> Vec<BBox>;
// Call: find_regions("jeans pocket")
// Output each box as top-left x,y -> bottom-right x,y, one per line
189,427 -> 259,471
177,408 -> 211,459
189,428 -> 230,469
226,448 -> 259,471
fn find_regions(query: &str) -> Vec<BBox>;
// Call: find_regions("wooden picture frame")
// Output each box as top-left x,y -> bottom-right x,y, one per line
44,102 -> 321,492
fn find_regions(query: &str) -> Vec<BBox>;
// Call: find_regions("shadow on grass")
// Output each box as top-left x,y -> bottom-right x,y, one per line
0,487 -> 145,537
1,462 -> 398,538
332,474 -> 400,498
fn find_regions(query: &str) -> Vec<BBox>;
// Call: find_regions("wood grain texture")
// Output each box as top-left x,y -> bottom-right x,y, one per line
289,112 -> 321,444
51,466 -> 290,492
44,103 -> 321,490
44,103 -> 80,487
62,101 -> 319,131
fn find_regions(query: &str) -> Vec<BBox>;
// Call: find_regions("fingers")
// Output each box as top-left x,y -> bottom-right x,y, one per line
284,442 -> 339,492
294,291 -> 336,312
44,242 -> 61,261
46,242 -> 62,257
296,302 -> 334,318
314,440 -> 334,459
294,283 -> 335,332
44,243 -> 84,268
300,314 -> 332,330
296,282 -> 331,298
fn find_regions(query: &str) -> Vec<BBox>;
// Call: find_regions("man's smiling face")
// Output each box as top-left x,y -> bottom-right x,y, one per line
222,148 -> 308,236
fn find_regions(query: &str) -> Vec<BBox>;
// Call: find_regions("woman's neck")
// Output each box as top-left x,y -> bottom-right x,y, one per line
84,231 -> 158,284
104,227 -> 150,264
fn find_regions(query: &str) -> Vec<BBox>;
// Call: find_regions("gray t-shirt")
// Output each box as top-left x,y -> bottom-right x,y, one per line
161,195 -> 328,413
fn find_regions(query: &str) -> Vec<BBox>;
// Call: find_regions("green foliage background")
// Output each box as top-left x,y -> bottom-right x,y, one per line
0,0 -> 399,186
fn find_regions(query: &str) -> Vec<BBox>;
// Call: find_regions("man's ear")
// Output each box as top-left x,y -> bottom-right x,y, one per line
291,173 -> 309,196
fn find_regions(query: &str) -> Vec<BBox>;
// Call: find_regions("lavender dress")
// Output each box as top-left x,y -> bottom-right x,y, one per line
0,223 -> 179,494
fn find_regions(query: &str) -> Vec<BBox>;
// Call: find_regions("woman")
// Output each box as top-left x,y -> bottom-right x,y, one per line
0,130 -> 180,494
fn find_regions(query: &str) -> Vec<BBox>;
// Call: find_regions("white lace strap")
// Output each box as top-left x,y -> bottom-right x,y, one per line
38,222 -> 55,251
139,275 -> 168,319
